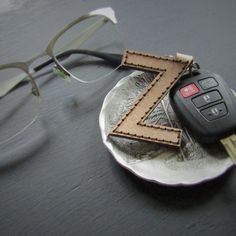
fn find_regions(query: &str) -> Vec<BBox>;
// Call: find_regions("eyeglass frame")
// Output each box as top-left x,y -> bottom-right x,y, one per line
0,7 -> 118,99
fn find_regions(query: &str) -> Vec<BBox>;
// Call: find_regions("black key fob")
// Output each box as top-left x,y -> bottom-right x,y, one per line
169,70 -> 236,143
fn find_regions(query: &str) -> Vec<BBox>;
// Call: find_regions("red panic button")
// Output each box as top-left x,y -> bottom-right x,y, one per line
179,83 -> 200,98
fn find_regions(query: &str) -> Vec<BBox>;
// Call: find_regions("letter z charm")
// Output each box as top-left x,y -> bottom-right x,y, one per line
109,50 -> 193,147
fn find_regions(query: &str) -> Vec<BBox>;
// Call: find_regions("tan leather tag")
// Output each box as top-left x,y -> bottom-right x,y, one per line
109,50 -> 192,147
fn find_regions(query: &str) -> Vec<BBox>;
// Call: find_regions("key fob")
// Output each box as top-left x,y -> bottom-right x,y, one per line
169,70 -> 236,143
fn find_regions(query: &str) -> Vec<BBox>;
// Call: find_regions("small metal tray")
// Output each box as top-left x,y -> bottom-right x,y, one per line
99,71 -> 233,186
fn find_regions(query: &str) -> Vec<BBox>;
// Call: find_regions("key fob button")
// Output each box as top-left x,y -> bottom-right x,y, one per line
201,102 -> 228,121
179,83 -> 200,98
198,77 -> 218,90
192,90 -> 222,108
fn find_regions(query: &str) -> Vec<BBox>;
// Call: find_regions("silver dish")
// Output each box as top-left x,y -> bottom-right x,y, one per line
99,71 -> 234,186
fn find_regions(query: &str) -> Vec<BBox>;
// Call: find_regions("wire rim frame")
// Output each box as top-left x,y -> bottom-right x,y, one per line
0,7 -> 118,97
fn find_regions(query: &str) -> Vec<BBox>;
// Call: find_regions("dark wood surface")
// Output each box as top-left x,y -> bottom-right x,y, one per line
1,0 -> 236,235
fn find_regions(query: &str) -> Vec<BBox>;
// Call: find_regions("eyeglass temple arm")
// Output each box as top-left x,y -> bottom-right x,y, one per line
34,49 -> 123,72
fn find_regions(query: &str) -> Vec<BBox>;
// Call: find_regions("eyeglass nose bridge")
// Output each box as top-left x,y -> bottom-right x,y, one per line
0,63 -> 40,99
52,65 -> 71,82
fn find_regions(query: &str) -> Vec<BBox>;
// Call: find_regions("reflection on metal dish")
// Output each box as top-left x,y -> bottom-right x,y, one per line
99,71 -> 233,186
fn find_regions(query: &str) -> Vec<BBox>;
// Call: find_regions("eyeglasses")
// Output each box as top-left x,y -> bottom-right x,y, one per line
0,7 -> 124,144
